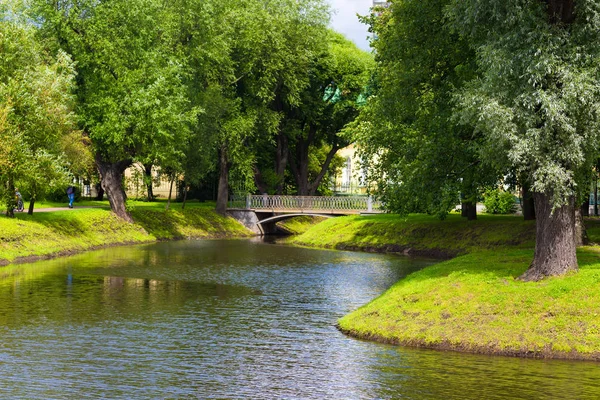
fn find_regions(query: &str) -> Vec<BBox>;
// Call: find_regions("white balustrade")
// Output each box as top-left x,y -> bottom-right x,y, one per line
229,194 -> 381,213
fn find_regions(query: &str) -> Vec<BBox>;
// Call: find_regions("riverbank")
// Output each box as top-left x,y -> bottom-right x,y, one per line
292,213 -> 600,360
0,204 -> 252,265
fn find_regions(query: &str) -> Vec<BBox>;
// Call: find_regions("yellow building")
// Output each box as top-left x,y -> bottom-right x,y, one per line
332,144 -> 370,195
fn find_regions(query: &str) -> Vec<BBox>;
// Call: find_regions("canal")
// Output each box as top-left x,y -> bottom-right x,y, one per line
0,239 -> 598,399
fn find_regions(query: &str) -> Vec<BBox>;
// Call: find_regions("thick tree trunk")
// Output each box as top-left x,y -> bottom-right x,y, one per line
275,133 -> 289,195
520,192 -> 578,281
521,183 -> 536,220
95,183 -> 104,201
144,163 -> 154,202
580,199 -> 590,217
464,201 -> 477,220
461,201 -> 467,217
215,144 -> 229,215
96,156 -> 133,222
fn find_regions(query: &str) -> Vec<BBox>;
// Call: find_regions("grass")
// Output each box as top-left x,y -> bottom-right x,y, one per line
275,215 -> 328,235
0,202 -> 251,264
292,212 -> 600,359
291,213 -> 536,257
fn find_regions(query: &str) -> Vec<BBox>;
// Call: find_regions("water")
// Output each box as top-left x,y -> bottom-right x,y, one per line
0,239 -> 599,399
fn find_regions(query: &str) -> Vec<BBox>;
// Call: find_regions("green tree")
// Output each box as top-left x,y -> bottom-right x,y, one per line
0,13 -> 79,216
448,0 -> 600,280
34,0 -> 197,221
355,0 -> 497,221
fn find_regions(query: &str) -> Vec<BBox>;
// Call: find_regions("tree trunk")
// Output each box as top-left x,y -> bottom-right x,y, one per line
275,133 -> 289,195
182,183 -> 188,210
461,201 -> 467,217
464,201 -> 477,220
28,198 -> 35,215
96,156 -> 133,222
308,145 -> 340,196
166,175 -> 174,211
575,207 -> 589,246
144,163 -> 154,202
595,174 -> 598,216
521,183 -> 536,220
216,144 -> 229,215
95,183 -> 104,201
580,199 -> 590,217
520,192 -> 578,281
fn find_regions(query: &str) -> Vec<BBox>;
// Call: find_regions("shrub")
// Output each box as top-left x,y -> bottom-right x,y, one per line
484,189 -> 516,214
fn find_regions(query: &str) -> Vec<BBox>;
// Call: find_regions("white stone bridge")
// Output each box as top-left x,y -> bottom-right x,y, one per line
228,194 -> 382,234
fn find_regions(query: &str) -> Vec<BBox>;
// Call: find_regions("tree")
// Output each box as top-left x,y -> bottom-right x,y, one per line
448,0 -> 600,279
356,0 -> 498,220
34,0 -> 197,221
286,32 -> 374,196
0,11 -> 79,216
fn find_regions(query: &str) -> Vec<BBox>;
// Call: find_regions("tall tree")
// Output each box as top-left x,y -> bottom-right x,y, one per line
287,32 -> 374,196
34,0 -> 197,221
448,0 -> 600,279
0,11 -> 79,216
356,0 -> 497,220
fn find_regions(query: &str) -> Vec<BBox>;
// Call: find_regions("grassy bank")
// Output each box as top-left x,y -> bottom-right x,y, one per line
0,203 -> 251,265
291,213 -> 536,257
293,213 -> 600,360
276,215 -> 328,235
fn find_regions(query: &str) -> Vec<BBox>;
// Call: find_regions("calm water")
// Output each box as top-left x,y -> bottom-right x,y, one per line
0,239 -> 599,399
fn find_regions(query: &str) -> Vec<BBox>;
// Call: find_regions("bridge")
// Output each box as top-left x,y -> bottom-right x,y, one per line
228,194 -> 381,234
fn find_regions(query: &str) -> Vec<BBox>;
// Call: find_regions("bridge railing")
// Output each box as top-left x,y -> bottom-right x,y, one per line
229,194 -> 381,212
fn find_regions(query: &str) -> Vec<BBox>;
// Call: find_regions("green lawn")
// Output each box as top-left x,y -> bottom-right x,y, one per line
0,204 -> 250,264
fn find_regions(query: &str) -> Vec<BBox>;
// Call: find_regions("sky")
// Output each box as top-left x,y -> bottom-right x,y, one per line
326,0 -> 372,51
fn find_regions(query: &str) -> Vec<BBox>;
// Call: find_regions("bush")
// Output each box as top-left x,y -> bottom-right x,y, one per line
484,189 -> 516,214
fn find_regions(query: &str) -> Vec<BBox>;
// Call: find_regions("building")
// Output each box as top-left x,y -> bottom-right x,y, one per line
331,144 -> 369,195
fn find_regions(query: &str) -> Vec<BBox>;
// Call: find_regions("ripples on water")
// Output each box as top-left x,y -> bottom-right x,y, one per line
0,240 -> 598,399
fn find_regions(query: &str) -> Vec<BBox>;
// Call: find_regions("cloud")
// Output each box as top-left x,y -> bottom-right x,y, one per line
326,0 -> 372,51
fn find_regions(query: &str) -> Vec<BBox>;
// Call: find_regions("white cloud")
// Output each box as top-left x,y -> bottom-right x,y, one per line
326,0 -> 372,51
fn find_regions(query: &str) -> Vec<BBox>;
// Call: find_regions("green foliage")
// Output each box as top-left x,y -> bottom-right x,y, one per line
447,0 -> 600,210
483,189 -> 516,214
356,0 -> 497,217
0,16 -> 80,213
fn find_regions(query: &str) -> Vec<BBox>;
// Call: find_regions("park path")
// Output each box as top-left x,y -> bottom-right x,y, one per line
21,206 -> 107,213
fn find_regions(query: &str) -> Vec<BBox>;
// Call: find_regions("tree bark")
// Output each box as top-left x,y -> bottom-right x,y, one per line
143,163 -> 154,202
182,182 -> 188,210
166,175 -> 174,211
575,206 -> 589,246
275,133 -> 289,195
464,201 -> 477,220
580,199 -> 590,217
215,143 -> 229,215
520,192 -> 578,281
96,156 -> 133,222
595,174 -> 598,216
28,198 -> 35,215
521,183 -> 536,220
95,183 -> 104,201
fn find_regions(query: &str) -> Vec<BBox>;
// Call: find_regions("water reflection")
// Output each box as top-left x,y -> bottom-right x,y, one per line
0,240 -> 597,399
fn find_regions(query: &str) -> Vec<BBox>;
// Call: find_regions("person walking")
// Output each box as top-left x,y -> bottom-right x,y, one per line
67,185 -> 75,208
